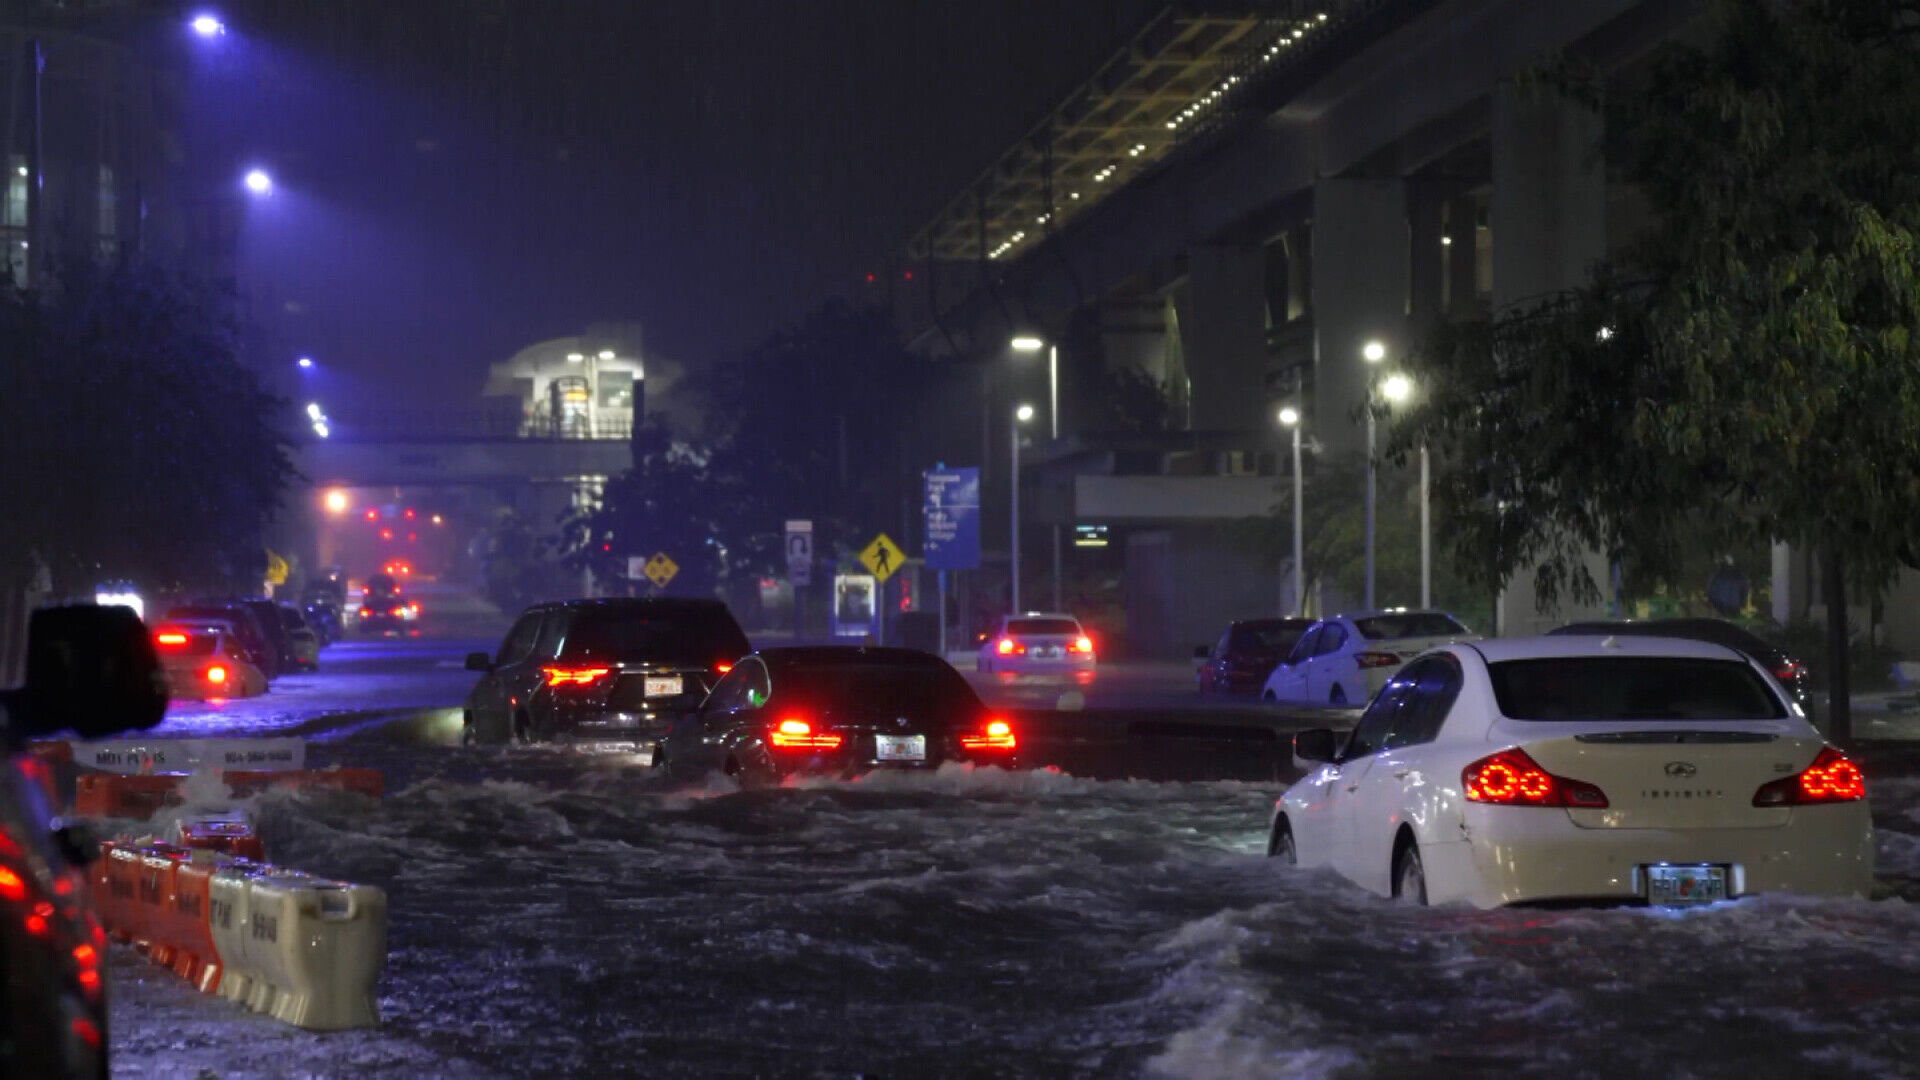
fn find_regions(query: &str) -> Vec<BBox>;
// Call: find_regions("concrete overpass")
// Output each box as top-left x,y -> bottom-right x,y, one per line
901,0 -> 1706,643
297,436 -> 631,489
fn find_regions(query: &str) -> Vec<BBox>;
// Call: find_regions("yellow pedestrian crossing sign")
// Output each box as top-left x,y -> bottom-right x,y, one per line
643,552 -> 679,588
858,533 -> 905,582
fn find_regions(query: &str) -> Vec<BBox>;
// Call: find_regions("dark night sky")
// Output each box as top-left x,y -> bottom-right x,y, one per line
211,1 -> 1160,409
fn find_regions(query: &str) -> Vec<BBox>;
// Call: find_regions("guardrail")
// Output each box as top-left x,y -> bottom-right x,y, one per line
321,410 -> 634,442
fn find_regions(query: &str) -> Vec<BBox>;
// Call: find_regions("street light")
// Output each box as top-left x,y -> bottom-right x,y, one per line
1011,403 -> 1034,613
597,349 -> 615,361
1379,375 -> 1431,608
305,402 -> 323,421
565,352 -> 585,363
1362,339 -> 1387,364
189,13 -> 227,38
1278,406 -> 1304,616
297,356 -> 314,370
1011,335 -> 1064,609
1364,369 -> 1415,610
322,488 -> 349,515
242,168 -> 273,197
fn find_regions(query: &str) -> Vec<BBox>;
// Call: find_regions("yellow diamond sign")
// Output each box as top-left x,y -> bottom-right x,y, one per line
642,552 -> 679,588
858,533 -> 905,582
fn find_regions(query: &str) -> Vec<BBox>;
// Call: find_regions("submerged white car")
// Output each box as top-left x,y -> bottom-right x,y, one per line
1262,609 -> 1476,707
1267,635 -> 1874,908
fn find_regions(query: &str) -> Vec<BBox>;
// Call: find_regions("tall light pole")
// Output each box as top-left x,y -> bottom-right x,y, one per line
1371,372 -> 1414,610
1362,340 -> 1386,609
1012,335 -> 1062,609
1419,442 -> 1431,608
1010,403 -> 1034,613
1279,406 -> 1304,616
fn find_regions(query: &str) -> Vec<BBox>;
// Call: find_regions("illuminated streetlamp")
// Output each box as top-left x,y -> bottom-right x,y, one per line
1011,403 -> 1035,613
1278,406 -> 1304,616
242,168 -> 273,197
322,489 -> 350,515
189,13 -> 226,38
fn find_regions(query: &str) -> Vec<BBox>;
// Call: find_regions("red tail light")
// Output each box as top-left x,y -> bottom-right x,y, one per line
205,665 -> 229,685
1463,748 -> 1608,808
1354,651 -> 1401,669
1773,660 -> 1805,682
0,865 -> 24,901
1753,746 -> 1865,806
960,717 -> 1018,751
714,661 -> 734,674
767,716 -> 843,750
542,666 -> 613,688
996,637 -> 1023,656
1069,636 -> 1094,654
155,631 -> 189,647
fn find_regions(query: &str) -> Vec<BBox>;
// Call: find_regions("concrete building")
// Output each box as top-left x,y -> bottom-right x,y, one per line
899,0 -> 1920,659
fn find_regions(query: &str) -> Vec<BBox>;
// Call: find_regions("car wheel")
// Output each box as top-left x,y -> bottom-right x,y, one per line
512,711 -> 536,745
460,710 -> 475,747
1261,689 -> 1277,703
1267,818 -> 1297,865
1393,840 -> 1428,906
1329,684 -> 1348,706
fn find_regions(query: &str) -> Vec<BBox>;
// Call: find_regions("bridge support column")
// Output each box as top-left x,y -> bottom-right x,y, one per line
1311,176 -> 1407,457
1183,242 -> 1269,432
1492,81 -> 1609,634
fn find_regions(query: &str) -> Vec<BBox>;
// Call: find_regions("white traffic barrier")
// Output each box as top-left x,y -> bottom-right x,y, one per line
209,865 -> 387,1030
72,737 -> 307,774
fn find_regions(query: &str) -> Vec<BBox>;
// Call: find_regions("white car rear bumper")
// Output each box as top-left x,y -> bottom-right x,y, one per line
1422,803 -> 1875,908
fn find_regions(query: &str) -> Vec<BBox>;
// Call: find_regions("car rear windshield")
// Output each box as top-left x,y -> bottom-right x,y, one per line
365,574 -> 399,596
1009,618 -> 1080,636
563,607 -> 750,664
1354,613 -> 1467,640
781,662 -> 980,718
1488,657 -> 1787,721
162,632 -> 220,657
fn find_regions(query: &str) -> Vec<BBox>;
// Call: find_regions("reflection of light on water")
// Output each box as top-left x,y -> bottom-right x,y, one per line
1055,690 -> 1086,711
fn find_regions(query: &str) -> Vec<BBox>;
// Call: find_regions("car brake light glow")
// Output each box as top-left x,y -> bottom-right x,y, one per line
768,716 -> 843,750
715,661 -> 733,674
1773,660 -> 1804,681
542,666 -> 612,687
70,1016 -> 101,1049
1463,748 -> 1608,808
205,665 -> 228,685
996,637 -> 1026,656
1070,636 -> 1094,654
960,717 -> 1018,751
156,632 -> 189,646
1354,651 -> 1401,669
0,866 -> 24,901
1752,746 -> 1866,806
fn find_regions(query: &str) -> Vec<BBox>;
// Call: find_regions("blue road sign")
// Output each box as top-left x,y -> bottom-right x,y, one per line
924,467 -> 981,571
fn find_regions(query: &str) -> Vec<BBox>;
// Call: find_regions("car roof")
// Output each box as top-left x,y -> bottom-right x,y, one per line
1326,608 -> 1457,622
1463,634 -> 1747,664
530,596 -> 730,613
1005,611 -> 1079,621
753,646 -> 950,669
1233,617 -> 1314,629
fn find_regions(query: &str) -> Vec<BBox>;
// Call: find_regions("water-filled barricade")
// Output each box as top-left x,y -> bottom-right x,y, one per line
91,841 -> 386,1030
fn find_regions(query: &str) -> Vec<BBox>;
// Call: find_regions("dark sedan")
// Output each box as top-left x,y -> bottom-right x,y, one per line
665,647 -> 1018,781
464,597 -> 752,754
1548,617 -> 1812,711
1195,618 -> 1314,697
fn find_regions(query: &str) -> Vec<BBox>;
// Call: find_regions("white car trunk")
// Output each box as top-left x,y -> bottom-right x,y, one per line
1369,633 -> 1473,660
1009,633 -> 1077,659
1515,729 -> 1821,830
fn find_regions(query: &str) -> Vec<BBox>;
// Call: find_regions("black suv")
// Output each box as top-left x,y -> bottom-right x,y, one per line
463,598 -> 752,753
1549,617 -> 1812,711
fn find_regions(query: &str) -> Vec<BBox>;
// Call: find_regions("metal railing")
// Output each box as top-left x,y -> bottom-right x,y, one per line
325,409 -> 634,442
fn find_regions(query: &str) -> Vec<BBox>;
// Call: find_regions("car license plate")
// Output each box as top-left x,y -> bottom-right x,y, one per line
874,734 -> 926,762
1645,864 -> 1728,906
1034,647 -> 1060,659
643,676 -> 683,698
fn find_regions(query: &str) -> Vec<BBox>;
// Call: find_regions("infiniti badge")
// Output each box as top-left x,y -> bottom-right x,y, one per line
1664,761 -> 1698,778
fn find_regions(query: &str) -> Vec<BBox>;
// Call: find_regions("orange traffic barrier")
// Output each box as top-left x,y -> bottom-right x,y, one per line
75,768 -> 383,821
89,842 -> 385,1030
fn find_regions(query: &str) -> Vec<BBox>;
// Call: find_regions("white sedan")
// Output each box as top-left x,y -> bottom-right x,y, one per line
1261,609 -> 1476,707
1267,635 -> 1874,908
977,613 -> 1096,676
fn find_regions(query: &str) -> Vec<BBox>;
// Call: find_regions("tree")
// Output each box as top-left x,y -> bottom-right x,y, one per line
0,263 -> 296,597
560,419 -> 728,597
1391,0 -> 1920,742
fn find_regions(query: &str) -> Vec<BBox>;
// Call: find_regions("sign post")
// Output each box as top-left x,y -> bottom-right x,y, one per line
857,533 -> 905,645
923,467 -> 981,657
785,520 -> 811,641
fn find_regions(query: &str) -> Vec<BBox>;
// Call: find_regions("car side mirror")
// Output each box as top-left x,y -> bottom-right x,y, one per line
1193,645 -> 1211,660
11,605 -> 168,739
465,652 -> 494,672
1293,728 -> 1338,764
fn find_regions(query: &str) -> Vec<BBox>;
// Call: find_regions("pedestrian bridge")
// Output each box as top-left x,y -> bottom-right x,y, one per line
295,412 -> 632,487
